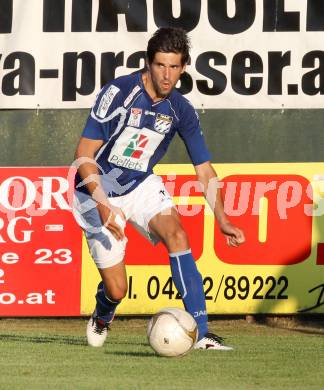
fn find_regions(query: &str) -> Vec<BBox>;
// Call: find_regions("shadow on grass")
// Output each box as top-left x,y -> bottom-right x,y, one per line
0,333 -> 87,346
104,350 -> 156,357
290,328 -> 323,336
0,333 -> 153,351
267,326 -> 324,336
108,339 -> 148,347
246,314 -> 324,336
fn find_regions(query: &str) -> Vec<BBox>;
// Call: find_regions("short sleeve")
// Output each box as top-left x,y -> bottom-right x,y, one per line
177,100 -> 211,165
82,84 -> 122,141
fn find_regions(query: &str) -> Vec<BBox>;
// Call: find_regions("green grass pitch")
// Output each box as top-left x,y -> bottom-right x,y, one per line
0,317 -> 323,390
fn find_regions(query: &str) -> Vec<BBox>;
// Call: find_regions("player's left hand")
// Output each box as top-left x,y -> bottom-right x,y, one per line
219,221 -> 245,247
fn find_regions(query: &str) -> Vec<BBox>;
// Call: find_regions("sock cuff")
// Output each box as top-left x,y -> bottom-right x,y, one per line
103,286 -> 121,304
169,249 -> 192,257
104,294 -> 120,305
97,282 -> 121,304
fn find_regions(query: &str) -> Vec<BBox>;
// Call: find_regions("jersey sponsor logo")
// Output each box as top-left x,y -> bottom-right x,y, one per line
127,108 -> 142,127
154,113 -> 173,134
108,126 -> 164,172
123,134 -> 148,159
123,85 -> 141,107
109,154 -> 144,171
96,85 -> 120,118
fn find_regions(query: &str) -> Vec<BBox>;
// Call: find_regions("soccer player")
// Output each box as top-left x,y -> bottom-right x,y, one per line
73,27 -> 245,350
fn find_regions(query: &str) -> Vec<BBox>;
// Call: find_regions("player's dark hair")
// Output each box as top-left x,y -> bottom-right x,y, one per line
146,27 -> 190,66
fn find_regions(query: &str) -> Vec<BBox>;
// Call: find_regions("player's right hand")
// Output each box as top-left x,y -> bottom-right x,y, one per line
96,203 -> 126,241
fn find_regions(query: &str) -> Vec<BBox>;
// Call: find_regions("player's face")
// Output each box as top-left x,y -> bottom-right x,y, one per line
147,52 -> 186,98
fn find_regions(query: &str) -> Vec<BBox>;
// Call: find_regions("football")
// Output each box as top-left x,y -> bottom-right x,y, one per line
147,307 -> 198,357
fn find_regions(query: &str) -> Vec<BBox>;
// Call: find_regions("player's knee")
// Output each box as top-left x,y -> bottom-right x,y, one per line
164,228 -> 189,249
106,283 -> 128,302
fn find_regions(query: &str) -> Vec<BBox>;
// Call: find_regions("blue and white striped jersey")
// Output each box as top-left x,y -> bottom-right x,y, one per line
75,71 -> 211,196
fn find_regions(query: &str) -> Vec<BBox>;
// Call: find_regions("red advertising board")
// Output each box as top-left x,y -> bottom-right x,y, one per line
0,168 -> 82,315
214,175 -> 313,265
1,165 -> 324,316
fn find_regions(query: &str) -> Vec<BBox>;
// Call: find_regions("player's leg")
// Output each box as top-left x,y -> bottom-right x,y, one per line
129,175 -> 208,339
130,174 -> 232,350
87,261 -> 128,347
148,208 -> 208,338
94,261 -> 128,323
73,190 -> 127,347
149,209 -> 233,350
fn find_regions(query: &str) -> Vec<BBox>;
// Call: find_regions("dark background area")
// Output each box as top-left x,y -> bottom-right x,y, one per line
1,109 -> 323,166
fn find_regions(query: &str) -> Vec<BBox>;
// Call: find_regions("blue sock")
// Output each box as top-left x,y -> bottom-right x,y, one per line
94,281 -> 120,324
169,250 -> 208,340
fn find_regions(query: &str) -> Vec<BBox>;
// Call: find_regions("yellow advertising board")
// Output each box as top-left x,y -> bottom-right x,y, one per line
81,163 -> 324,315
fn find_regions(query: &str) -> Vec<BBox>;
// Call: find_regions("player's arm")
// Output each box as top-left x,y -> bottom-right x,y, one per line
194,161 -> 245,247
75,137 -> 125,240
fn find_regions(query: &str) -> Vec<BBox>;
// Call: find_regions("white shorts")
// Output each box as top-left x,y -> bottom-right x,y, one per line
73,174 -> 174,269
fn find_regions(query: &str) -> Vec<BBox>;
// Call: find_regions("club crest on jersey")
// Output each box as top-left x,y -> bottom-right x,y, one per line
127,108 -> 142,127
154,113 -> 173,134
